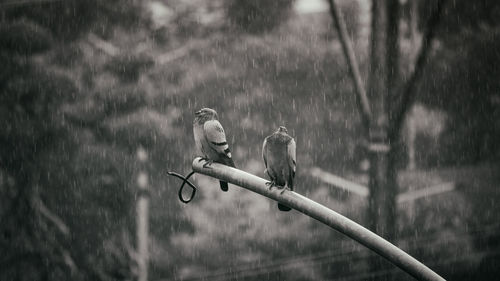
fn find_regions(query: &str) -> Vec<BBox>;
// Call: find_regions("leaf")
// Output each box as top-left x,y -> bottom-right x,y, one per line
0,20 -> 53,55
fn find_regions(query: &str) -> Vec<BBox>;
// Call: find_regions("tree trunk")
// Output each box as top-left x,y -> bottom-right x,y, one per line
368,0 -> 400,278
329,0 -> 445,278
368,147 -> 397,240
368,0 -> 399,241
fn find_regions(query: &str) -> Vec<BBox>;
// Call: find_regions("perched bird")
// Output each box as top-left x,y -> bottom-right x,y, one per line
193,108 -> 235,192
262,126 -> 296,211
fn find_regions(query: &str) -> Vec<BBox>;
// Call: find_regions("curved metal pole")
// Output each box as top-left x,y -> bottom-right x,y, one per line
192,158 -> 445,281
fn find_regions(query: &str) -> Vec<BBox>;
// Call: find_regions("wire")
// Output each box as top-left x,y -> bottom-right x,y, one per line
336,248 -> 500,281
158,222 -> 500,281
166,245 -> 369,281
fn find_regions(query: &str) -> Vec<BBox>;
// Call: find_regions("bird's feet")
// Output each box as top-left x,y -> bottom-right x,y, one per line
279,187 -> 291,195
265,181 -> 276,190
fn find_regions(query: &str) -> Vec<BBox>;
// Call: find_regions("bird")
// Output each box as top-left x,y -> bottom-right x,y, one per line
262,126 -> 296,211
193,108 -> 235,192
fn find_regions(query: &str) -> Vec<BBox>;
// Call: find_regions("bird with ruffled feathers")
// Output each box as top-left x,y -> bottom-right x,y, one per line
262,126 -> 296,211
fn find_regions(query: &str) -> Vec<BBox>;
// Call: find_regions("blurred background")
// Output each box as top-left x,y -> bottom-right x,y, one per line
0,0 -> 499,280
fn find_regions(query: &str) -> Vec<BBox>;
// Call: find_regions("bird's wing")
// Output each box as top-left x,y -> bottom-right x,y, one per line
204,120 -> 232,158
286,138 -> 296,189
287,138 -> 296,174
262,137 -> 268,168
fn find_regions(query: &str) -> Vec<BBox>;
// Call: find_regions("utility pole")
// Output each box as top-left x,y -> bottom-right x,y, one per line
136,146 -> 149,281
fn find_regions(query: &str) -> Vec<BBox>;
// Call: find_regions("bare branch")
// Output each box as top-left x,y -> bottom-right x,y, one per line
33,195 -> 70,236
157,34 -> 222,65
389,0 -> 448,141
88,33 -> 120,57
327,0 -> 372,130
386,0 -> 401,118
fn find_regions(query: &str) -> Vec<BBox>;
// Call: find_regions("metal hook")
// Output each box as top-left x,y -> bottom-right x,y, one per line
167,170 -> 197,204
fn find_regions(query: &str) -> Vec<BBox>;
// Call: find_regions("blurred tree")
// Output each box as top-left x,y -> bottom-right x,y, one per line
225,0 -> 295,33
0,1 -> 155,280
327,0 -> 445,243
104,53 -> 154,83
327,1 -> 449,279
4,0 -> 146,39
417,27 -> 500,164
399,0 -> 500,165
417,0 -> 500,36
0,19 -> 78,280
328,2 -> 500,279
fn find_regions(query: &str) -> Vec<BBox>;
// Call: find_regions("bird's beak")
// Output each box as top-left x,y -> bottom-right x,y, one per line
195,110 -> 201,116
278,126 -> 287,133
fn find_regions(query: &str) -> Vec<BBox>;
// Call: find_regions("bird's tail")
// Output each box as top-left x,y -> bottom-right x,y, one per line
225,157 -> 235,168
277,203 -> 291,212
218,157 -> 233,192
220,181 -> 229,192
